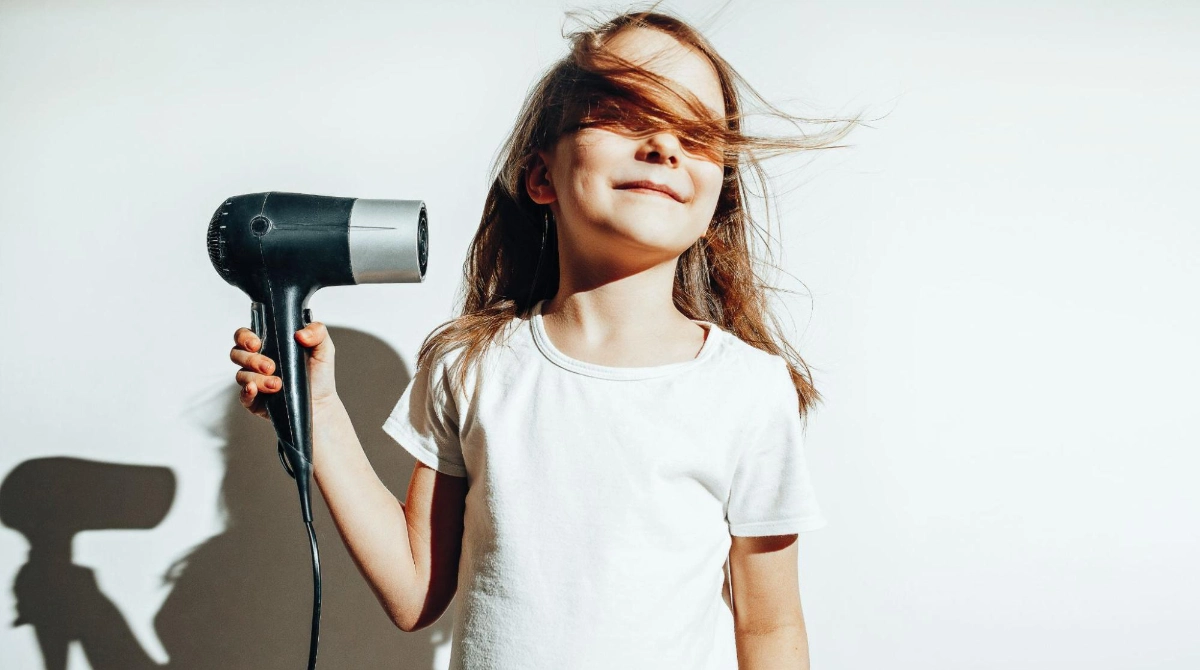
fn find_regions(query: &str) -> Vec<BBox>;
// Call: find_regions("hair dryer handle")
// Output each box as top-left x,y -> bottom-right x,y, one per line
251,290 -> 316,523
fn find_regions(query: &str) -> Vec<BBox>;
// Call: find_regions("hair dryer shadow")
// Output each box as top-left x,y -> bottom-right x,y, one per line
2,457 -> 174,670
3,328 -> 453,670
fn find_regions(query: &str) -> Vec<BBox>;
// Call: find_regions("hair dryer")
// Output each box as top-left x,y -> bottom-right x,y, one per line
207,191 -> 427,521
207,191 -> 427,669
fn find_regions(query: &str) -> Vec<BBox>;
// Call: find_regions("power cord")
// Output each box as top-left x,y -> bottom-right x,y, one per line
279,440 -> 322,669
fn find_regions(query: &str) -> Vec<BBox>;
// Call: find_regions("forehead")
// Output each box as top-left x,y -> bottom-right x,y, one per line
604,26 -> 726,120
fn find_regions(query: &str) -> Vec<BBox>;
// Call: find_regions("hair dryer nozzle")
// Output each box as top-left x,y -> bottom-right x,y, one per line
349,199 -> 428,283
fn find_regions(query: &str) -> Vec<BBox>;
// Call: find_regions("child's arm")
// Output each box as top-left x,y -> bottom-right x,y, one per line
312,397 -> 468,632
729,534 -> 812,670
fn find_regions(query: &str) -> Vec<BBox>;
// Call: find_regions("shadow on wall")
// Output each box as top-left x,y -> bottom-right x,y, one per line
2,327 -> 453,670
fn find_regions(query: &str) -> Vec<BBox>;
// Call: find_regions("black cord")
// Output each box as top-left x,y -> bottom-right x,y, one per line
278,439 -> 321,668
305,519 -> 322,670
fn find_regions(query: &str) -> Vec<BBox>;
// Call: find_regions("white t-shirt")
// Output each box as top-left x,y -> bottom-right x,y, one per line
382,299 -> 826,670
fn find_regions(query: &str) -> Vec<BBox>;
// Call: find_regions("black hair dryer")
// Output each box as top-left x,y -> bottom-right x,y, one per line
207,192 -> 428,523
207,192 -> 427,668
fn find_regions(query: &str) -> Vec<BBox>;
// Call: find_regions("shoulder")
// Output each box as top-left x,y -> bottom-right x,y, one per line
711,331 -> 802,415
711,328 -> 790,382
420,316 -> 525,398
410,339 -> 472,406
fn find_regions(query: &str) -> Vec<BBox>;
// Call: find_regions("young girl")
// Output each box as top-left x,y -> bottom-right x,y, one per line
231,8 -> 853,669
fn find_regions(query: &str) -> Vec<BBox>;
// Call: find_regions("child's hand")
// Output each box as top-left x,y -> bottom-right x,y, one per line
230,322 -> 339,419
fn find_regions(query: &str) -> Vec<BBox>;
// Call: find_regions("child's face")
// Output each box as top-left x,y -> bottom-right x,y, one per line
528,27 -> 726,269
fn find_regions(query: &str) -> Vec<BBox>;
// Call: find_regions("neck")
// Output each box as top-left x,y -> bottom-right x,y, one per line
541,263 -> 694,346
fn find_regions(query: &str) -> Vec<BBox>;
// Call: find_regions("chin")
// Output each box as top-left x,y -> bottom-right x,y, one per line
618,230 -> 702,259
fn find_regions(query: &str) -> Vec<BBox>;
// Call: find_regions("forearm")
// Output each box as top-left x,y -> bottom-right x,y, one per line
735,624 -> 810,670
310,396 -> 420,627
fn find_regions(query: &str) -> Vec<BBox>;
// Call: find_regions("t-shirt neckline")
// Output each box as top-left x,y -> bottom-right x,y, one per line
530,299 -> 722,380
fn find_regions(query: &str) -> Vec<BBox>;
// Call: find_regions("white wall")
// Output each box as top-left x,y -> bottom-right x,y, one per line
1,1 -> 1195,668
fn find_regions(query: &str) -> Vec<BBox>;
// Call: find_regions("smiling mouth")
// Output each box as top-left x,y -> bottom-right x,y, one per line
619,187 -> 676,200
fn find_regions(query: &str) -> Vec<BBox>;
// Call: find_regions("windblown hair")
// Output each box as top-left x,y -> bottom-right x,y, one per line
417,5 -> 859,421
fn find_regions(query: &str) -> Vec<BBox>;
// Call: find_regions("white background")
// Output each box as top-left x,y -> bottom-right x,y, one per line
2,1 -> 1196,668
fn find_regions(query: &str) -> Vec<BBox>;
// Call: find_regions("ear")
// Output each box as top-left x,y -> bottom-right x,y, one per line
525,149 -> 556,205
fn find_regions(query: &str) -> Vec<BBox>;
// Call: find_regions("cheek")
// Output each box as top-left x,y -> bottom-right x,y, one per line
571,150 -> 625,205
558,145 -> 596,185
694,164 -> 725,212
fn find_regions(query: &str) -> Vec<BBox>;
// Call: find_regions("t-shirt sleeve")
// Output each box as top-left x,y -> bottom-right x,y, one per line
726,357 -> 828,536
381,350 -> 468,478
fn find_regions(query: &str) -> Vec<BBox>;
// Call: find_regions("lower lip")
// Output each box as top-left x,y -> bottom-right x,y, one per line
618,187 -> 676,201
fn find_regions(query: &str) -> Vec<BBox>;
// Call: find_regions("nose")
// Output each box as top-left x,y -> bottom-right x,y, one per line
637,132 -> 682,167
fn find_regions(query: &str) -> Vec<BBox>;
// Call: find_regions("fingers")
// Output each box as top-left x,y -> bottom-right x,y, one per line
230,328 -> 276,384
238,379 -> 269,418
236,372 -> 275,419
239,322 -> 333,355
233,327 -> 276,419
236,369 -> 280,393
229,346 -> 275,375
233,322 -> 332,421
234,327 -> 260,352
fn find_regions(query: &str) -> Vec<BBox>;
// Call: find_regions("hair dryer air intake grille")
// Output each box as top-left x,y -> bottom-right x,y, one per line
206,201 -> 234,283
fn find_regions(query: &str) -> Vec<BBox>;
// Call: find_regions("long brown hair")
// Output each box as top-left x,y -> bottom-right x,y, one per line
416,6 -> 859,421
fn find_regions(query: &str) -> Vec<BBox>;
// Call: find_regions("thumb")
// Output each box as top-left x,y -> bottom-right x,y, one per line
297,322 -> 335,361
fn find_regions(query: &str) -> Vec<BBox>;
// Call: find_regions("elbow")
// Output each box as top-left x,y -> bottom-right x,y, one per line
402,588 -> 459,633
387,548 -> 461,632
400,616 -> 434,633
387,601 -> 417,633
378,585 -> 422,633
391,607 -> 440,634
392,608 -> 441,634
